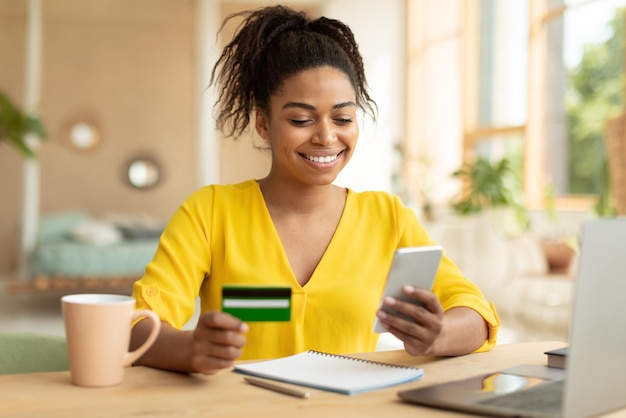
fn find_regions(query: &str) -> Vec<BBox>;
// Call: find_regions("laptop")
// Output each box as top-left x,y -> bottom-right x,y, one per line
398,218 -> 626,418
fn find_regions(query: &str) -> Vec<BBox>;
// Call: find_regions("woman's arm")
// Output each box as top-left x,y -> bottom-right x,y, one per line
130,311 -> 248,374
428,306 -> 488,356
375,286 -> 488,356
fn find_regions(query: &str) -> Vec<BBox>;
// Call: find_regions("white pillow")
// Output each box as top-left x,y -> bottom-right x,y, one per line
70,221 -> 123,246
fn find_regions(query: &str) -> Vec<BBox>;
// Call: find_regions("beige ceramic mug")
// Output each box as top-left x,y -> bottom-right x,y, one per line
61,293 -> 161,387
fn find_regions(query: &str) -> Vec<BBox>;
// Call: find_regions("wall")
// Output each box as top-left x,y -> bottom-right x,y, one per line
0,0 -> 198,275
325,1 -> 404,193
0,0 -> 405,276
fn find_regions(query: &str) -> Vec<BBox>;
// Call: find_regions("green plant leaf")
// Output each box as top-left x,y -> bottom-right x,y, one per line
450,156 -> 525,216
0,91 -> 47,158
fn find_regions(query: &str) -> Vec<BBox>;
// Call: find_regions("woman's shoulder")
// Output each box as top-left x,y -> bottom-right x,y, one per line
347,188 -> 405,208
345,188 -> 416,221
187,179 -> 257,197
180,180 -> 259,209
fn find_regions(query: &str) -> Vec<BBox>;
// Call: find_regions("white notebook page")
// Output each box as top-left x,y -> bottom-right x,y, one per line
233,350 -> 423,394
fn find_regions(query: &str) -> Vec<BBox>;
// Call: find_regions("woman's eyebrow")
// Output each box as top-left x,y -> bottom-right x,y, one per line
334,101 -> 357,110
282,101 -> 357,111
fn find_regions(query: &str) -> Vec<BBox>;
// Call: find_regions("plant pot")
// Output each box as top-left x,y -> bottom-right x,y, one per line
540,239 -> 575,274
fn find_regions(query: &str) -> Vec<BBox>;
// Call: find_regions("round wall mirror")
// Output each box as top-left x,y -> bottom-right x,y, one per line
126,157 -> 161,190
68,121 -> 100,151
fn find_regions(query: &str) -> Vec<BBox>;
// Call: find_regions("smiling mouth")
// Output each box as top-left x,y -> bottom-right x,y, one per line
299,151 -> 343,164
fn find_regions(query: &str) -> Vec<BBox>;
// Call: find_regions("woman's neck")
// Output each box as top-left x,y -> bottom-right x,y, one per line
256,178 -> 346,216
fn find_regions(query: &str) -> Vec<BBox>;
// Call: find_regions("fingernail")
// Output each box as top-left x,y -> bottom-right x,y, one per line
384,296 -> 396,306
403,285 -> 415,293
377,310 -> 388,319
240,323 -> 249,333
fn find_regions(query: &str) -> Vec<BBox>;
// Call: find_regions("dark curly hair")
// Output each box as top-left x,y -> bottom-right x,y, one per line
210,5 -> 377,138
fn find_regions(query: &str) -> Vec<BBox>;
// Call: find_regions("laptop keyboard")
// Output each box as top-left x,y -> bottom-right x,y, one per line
476,379 -> 564,415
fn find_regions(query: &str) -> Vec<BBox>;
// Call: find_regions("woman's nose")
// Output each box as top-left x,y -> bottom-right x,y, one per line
311,120 -> 336,145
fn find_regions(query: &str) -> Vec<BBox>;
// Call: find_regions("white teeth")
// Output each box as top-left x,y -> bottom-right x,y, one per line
303,154 -> 338,163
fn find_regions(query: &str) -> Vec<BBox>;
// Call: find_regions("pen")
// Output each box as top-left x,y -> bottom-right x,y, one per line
243,376 -> 311,399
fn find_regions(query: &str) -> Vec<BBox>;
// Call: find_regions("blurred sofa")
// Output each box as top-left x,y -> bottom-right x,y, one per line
30,211 -> 161,279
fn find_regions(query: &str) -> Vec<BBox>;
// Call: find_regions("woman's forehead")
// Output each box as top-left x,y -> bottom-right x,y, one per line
272,66 -> 357,103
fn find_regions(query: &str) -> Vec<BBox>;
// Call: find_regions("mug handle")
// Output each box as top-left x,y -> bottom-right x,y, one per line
124,310 -> 161,367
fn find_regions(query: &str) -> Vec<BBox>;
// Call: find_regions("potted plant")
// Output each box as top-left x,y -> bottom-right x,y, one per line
450,156 -> 529,236
0,90 -> 46,157
539,182 -> 578,274
1,90 -> 47,280
447,156 -> 532,296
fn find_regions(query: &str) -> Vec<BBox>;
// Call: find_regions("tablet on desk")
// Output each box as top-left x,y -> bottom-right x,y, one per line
373,245 -> 443,333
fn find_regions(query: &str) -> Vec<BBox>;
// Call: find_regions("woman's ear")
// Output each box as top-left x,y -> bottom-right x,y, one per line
255,109 -> 270,141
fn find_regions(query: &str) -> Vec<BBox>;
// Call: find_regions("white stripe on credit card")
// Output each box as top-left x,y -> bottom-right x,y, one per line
222,299 -> 290,308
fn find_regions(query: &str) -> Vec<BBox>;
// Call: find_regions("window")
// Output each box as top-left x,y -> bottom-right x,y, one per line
405,0 -> 626,213
480,0 -> 626,210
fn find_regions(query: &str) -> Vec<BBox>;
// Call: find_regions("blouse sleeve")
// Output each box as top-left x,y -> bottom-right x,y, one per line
131,187 -> 213,329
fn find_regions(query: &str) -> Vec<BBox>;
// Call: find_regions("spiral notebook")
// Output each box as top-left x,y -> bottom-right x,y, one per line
233,350 -> 423,395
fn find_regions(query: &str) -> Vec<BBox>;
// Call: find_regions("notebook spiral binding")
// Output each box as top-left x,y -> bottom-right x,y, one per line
306,350 -> 417,370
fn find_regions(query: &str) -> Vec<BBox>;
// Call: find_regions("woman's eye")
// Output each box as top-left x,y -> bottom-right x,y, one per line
290,119 -> 311,126
334,117 -> 353,125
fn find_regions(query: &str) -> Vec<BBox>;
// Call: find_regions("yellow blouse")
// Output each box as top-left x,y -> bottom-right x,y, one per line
132,180 -> 500,360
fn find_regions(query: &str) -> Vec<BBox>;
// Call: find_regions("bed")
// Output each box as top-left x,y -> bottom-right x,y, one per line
10,211 -> 162,294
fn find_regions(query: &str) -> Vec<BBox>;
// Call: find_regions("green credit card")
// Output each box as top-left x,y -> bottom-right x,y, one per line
221,285 -> 292,322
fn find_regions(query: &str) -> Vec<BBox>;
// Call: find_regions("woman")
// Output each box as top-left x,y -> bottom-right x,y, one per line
130,5 -> 500,375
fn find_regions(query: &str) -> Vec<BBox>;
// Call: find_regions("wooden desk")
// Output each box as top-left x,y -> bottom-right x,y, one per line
1,341 -> 624,418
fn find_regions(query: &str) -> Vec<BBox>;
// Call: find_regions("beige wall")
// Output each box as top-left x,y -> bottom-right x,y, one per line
0,0 -> 198,274
0,0 -> 403,276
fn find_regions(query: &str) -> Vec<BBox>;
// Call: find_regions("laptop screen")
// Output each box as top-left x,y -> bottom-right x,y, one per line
398,218 -> 626,418
562,218 -> 626,418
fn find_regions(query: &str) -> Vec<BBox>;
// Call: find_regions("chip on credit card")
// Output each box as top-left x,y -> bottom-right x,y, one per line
221,285 -> 292,322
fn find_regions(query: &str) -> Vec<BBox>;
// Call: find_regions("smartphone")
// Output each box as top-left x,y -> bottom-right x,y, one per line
373,245 -> 443,333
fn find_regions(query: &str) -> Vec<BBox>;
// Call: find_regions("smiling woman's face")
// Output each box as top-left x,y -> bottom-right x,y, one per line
255,66 -> 359,187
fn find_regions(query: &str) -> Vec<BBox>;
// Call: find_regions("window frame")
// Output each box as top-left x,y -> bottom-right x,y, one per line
405,0 -> 612,212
